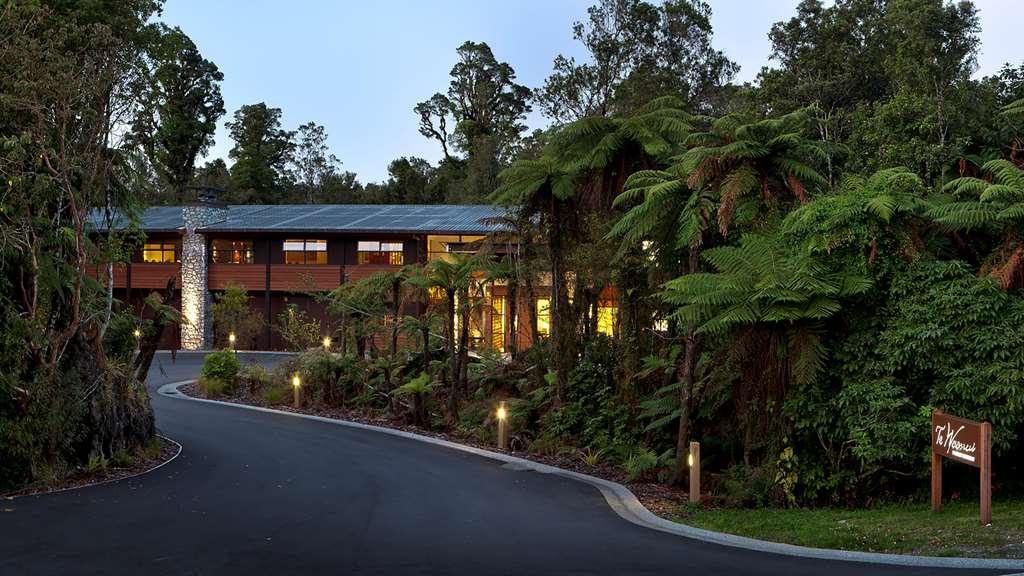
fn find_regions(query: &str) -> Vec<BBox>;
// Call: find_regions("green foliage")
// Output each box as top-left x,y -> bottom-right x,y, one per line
201,350 -> 241,384
212,282 -> 265,349
238,363 -> 270,395
622,445 -> 673,482
198,376 -> 232,398
276,304 -> 322,352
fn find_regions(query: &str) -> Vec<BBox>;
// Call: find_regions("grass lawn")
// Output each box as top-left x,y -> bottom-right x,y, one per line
675,500 -> 1024,559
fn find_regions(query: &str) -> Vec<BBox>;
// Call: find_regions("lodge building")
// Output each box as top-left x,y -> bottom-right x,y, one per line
88,194 -> 614,352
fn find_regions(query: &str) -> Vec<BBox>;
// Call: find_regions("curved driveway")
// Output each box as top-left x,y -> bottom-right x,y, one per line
0,352 -> 1017,575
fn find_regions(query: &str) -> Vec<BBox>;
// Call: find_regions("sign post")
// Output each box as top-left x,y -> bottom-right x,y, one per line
931,410 -> 992,525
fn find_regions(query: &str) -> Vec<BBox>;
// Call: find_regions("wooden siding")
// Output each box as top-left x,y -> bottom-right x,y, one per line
344,264 -> 401,283
84,264 -> 128,288
269,264 -> 342,292
130,263 -> 180,289
209,263 -> 266,291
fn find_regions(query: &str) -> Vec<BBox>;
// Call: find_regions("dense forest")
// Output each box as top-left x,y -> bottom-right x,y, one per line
3,0 -> 1024,506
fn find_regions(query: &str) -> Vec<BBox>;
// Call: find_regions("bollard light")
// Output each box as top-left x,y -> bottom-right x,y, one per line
228,332 -> 236,347
322,336 -> 331,350
496,400 -> 509,451
133,328 -> 141,339
292,374 -> 302,409
688,441 -> 701,504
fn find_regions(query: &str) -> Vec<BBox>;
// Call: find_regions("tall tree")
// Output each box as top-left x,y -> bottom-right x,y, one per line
536,0 -> 737,123
291,121 -> 341,203
226,103 -> 295,202
132,25 -> 224,203
415,41 -> 532,200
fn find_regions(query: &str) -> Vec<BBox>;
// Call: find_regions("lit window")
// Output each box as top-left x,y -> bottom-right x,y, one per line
536,298 -> 550,337
491,297 -> 505,351
283,239 -> 327,264
426,234 -> 486,262
428,286 -> 445,305
357,240 -> 404,265
211,240 -> 254,264
142,241 -> 179,263
597,303 -> 617,336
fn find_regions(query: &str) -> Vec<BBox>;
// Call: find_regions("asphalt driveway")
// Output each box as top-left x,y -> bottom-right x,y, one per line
0,352 -> 1017,575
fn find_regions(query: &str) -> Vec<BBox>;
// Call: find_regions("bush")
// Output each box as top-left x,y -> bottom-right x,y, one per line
296,349 -> 360,407
238,363 -> 270,395
262,386 -> 291,406
198,375 -> 232,397
202,350 -> 240,383
212,282 -> 265,349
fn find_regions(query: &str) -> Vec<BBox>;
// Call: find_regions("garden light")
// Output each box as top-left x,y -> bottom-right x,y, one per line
292,374 -> 301,388
228,332 -> 236,346
132,328 -> 141,338
292,374 -> 302,409
322,336 -> 331,350
496,400 -> 508,451
689,441 -> 701,504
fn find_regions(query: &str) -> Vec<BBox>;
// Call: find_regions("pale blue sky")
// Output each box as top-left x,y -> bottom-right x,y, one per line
159,0 -> 1024,183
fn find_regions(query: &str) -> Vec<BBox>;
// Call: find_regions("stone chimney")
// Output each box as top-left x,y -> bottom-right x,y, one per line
180,186 -> 227,350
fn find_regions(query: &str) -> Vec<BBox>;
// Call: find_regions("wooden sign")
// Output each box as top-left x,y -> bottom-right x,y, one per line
931,410 -> 991,524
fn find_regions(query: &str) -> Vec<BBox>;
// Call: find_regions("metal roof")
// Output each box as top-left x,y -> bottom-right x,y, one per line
89,204 -> 509,234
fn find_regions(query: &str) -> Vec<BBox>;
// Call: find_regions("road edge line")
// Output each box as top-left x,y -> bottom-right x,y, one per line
159,379 -> 1024,571
3,435 -> 182,500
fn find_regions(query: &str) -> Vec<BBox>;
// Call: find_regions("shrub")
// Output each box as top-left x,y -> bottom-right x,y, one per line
276,304 -> 321,351
238,363 -> 270,395
262,386 -> 291,406
202,350 -> 240,383
198,375 -> 232,397
296,349 -> 361,407
212,282 -> 265,349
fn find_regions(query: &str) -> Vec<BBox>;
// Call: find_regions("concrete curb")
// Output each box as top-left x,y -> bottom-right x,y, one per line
3,435 -> 183,501
159,379 -> 1024,571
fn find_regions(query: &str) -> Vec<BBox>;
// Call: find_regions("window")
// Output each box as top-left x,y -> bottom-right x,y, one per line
491,297 -> 505,351
211,240 -> 254,264
426,235 -> 486,262
596,303 -> 617,337
357,241 -> 404,265
536,298 -> 550,337
283,239 -> 327,264
142,241 -> 179,263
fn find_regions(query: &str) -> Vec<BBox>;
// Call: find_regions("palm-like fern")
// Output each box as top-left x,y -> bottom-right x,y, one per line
930,159 -> 1024,288
552,96 -> 693,173
931,159 -> 1024,230
662,233 -> 871,385
680,107 -> 829,236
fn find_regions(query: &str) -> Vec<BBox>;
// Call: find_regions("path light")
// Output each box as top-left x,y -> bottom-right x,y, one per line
228,332 -> 236,348
322,336 -> 331,351
688,441 -> 701,505
292,374 -> 302,409
496,400 -> 508,451
133,328 -> 141,339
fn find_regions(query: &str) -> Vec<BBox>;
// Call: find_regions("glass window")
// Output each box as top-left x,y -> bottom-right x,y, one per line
426,234 -> 486,262
491,297 -> 505,351
211,240 -> 254,264
536,298 -> 551,337
142,241 -> 179,263
357,240 -> 404,265
283,239 -> 327,265
597,304 -> 617,337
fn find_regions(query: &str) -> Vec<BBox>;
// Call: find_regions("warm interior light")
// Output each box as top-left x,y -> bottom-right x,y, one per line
322,336 -> 331,349
687,453 -> 694,467
496,406 -> 507,420
292,375 -> 301,388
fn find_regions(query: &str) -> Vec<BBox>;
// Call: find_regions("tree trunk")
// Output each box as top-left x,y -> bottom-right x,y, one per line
445,291 -> 459,424
506,280 -> 518,358
670,246 -> 703,486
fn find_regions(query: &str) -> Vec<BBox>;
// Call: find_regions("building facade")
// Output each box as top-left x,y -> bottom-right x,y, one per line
88,199 -> 607,352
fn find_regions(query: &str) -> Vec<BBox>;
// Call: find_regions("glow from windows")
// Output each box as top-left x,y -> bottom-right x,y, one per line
536,298 -> 550,337
283,239 -> 327,264
357,240 -> 404,265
